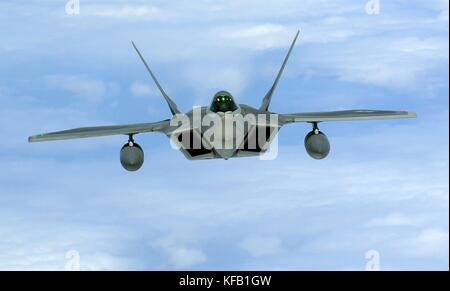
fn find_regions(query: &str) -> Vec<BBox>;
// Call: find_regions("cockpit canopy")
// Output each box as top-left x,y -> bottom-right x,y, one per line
210,91 -> 238,113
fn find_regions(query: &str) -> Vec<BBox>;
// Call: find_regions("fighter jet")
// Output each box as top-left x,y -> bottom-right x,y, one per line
29,31 -> 416,171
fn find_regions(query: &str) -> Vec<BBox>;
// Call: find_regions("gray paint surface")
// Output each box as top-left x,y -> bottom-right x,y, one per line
28,32 -> 416,162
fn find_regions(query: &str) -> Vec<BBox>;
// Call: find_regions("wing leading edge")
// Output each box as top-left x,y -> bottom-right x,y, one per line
28,120 -> 170,142
279,109 -> 416,124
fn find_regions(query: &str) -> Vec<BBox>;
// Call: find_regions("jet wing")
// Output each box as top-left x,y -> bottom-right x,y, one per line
279,109 -> 416,124
28,119 -> 170,142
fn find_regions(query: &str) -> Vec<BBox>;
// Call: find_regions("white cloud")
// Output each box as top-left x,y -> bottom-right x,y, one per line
301,35 -> 449,90
0,107 -> 123,153
0,0 -> 448,271
0,219 -> 136,270
185,65 -> 249,102
3,1 -> 447,93
84,4 -> 162,19
218,24 -> 290,50
130,81 -> 155,98
240,236 -> 283,257
438,9 -> 449,22
150,234 -> 209,269
44,75 -> 120,104
401,228 -> 450,258
367,213 -> 416,227
0,121 -> 448,269
167,247 -> 208,268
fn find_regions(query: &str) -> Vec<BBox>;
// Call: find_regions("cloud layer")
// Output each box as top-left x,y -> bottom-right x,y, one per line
0,0 -> 448,270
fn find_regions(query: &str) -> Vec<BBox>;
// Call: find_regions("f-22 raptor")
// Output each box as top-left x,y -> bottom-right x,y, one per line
29,31 -> 416,171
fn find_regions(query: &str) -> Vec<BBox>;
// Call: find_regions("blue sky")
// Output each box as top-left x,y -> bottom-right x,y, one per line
0,0 -> 448,270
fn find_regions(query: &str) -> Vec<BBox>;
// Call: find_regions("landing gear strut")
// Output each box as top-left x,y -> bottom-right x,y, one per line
311,122 -> 320,135
128,134 -> 135,147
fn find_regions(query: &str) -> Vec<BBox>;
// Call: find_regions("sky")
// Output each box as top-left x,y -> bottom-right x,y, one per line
0,0 -> 448,270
